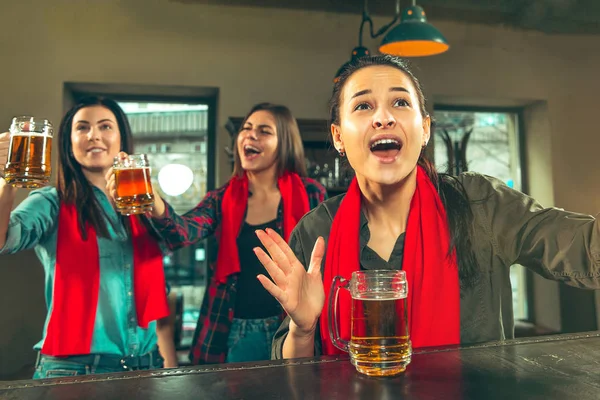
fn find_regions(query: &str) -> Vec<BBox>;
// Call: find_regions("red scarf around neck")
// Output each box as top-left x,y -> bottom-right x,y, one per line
42,203 -> 169,356
320,166 -> 460,354
214,172 -> 309,284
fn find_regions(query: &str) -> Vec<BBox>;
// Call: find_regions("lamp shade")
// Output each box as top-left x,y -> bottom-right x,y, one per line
379,5 -> 449,57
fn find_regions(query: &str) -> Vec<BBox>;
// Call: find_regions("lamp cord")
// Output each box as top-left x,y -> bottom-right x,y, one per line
358,0 -> 401,46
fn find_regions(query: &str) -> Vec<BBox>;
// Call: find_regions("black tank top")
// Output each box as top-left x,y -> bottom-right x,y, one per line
234,219 -> 282,319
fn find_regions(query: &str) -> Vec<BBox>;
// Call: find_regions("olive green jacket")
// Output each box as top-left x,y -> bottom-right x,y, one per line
272,172 -> 600,358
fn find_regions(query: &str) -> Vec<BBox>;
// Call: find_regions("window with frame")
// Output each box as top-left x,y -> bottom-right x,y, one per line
433,108 -> 528,321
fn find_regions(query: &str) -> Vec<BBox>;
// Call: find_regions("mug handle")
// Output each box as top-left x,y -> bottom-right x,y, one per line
328,275 -> 349,352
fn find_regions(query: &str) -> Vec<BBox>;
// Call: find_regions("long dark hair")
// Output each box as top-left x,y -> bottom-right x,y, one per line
56,96 -> 134,239
329,55 -> 479,289
232,102 -> 307,178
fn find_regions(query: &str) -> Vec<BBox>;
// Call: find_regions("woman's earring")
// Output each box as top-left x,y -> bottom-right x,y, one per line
338,149 -> 345,157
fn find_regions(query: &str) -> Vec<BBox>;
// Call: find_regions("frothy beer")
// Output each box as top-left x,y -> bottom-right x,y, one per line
5,132 -> 52,188
114,162 -> 154,215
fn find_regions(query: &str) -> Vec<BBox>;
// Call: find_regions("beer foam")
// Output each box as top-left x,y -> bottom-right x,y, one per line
354,292 -> 407,300
114,166 -> 151,170
11,132 -> 52,138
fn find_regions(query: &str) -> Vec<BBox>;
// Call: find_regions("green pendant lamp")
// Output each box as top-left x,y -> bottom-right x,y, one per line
333,0 -> 449,82
379,3 -> 449,57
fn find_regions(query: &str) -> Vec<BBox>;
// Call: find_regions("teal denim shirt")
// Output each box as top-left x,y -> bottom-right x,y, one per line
0,186 -> 158,356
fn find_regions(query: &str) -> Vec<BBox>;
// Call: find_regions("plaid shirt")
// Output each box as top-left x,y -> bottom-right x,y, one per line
152,177 -> 327,364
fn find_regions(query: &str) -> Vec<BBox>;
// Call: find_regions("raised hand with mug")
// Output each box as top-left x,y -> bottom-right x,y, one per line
3,116 -> 53,188
0,97 -> 172,378
110,153 -> 155,215
106,152 -> 161,217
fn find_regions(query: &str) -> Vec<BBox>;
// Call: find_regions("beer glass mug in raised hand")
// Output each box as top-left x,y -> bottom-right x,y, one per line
328,270 -> 411,377
113,154 -> 154,215
4,117 -> 53,188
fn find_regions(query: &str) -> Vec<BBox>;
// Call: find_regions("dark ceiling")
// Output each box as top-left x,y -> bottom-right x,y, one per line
173,0 -> 600,35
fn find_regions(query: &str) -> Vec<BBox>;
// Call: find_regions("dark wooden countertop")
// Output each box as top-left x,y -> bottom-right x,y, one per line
1,331 -> 599,399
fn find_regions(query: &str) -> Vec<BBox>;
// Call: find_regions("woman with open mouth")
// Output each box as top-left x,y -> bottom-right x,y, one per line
107,102 -> 327,364
249,55 -> 600,360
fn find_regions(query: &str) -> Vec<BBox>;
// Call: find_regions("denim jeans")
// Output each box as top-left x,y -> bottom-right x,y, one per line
226,316 -> 280,363
32,351 -> 163,380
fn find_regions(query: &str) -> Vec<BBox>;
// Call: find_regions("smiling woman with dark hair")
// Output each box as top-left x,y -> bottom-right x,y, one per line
0,96 -> 169,378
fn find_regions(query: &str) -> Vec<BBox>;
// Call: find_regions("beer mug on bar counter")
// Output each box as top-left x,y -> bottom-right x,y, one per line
113,154 -> 154,215
4,117 -> 53,188
328,270 -> 411,377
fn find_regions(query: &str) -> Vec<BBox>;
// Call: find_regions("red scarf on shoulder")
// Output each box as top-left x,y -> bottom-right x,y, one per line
320,166 -> 460,354
41,203 -> 169,356
214,172 -> 309,284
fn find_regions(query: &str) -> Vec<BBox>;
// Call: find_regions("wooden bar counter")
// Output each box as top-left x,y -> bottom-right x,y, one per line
1,332 -> 599,399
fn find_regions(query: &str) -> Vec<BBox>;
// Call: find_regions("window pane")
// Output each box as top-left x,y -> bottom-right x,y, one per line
433,109 -> 527,321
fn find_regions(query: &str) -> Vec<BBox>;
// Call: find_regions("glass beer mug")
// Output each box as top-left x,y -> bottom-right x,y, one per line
328,270 -> 411,377
113,154 -> 154,215
4,116 -> 53,188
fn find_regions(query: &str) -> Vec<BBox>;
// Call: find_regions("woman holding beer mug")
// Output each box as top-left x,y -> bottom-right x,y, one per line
252,56 -> 600,370
107,102 -> 327,364
0,96 -> 173,378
